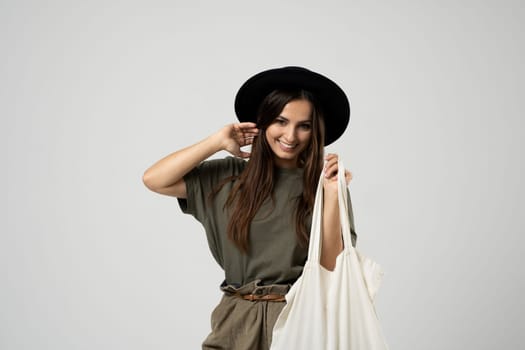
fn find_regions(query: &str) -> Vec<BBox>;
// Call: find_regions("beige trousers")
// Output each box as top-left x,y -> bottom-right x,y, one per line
202,280 -> 290,350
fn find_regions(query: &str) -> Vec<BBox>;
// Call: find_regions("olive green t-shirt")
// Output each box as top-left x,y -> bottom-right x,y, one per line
177,156 -> 357,286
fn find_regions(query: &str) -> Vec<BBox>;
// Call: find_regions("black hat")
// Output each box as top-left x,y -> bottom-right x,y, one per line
234,66 -> 350,145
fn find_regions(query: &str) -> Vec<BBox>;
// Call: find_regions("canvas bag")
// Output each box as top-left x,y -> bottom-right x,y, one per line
270,160 -> 389,350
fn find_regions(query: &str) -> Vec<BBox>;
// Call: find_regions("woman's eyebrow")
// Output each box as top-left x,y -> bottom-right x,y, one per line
277,115 -> 312,123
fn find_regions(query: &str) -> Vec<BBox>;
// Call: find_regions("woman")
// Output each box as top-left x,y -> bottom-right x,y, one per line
143,66 -> 357,350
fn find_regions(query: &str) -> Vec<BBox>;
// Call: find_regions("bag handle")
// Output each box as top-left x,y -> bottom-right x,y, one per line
337,159 -> 354,251
307,159 -> 353,263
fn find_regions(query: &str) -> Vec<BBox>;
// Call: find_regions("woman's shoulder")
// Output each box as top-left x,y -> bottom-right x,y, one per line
205,156 -> 246,169
196,156 -> 247,177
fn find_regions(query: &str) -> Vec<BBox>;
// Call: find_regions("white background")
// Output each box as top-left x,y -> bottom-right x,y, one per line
3,0 -> 524,349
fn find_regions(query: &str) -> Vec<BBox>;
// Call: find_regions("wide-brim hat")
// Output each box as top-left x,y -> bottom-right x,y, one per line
234,66 -> 350,146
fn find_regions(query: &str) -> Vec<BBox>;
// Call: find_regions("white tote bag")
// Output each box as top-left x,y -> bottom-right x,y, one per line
270,160 -> 389,350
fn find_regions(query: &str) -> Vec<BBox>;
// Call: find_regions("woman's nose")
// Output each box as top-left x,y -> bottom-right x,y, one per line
284,126 -> 296,142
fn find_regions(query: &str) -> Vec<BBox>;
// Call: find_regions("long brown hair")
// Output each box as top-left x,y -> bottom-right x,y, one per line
217,89 -> 325,253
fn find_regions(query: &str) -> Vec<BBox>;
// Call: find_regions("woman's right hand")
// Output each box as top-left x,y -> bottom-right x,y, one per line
218,122 -> 259,158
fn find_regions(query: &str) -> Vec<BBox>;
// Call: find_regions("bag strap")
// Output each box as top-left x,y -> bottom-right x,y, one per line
306,172 -> 325,262
337,159 -> 354,251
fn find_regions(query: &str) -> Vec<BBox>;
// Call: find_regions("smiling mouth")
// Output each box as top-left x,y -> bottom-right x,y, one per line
278,139 -> 298,151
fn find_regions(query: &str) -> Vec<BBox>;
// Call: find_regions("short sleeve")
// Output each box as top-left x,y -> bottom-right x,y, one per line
176,157 -> 246,223
346,188 -> 358,248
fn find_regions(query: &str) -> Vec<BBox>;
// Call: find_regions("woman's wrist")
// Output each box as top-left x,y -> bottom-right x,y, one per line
323,188 -> 339,206
206,129 -> 228,153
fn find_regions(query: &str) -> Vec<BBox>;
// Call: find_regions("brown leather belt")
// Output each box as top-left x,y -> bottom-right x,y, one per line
232,292 -> 286,302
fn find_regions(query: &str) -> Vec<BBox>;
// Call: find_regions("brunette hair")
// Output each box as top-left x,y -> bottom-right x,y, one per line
215,89 -> 325,253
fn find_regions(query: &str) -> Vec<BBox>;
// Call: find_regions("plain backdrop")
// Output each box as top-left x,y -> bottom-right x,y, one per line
3,0 -> 524,349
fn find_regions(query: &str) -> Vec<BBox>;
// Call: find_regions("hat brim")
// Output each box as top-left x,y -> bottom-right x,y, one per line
234,66 -> 350,146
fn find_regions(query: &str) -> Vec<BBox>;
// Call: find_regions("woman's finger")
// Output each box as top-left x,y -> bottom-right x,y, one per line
233,124 -> 259,137
237,123 -> 259,134
244,136 -> 256,145
237,122 -> 258,128
345,170 -> 353,184
324,154 -> 338,168
233,125 -> 257,144
324,156 -> 339,176
324,162 -> 339,178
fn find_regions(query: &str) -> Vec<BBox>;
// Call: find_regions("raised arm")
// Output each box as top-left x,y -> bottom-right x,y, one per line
320,153 -> 353,271
142,122 -> 259,198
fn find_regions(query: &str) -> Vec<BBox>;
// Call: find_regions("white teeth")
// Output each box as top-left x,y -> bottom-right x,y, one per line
279,140 -> 296,149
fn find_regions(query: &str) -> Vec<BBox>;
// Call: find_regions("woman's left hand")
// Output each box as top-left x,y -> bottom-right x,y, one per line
323,153 -> 352,192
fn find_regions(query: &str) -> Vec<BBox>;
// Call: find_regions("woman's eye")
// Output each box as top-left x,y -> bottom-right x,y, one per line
300,124 -> 311,130
277,119 -> 287,125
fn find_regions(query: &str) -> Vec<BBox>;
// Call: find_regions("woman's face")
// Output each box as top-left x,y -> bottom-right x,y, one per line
265,99 -> 313,168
